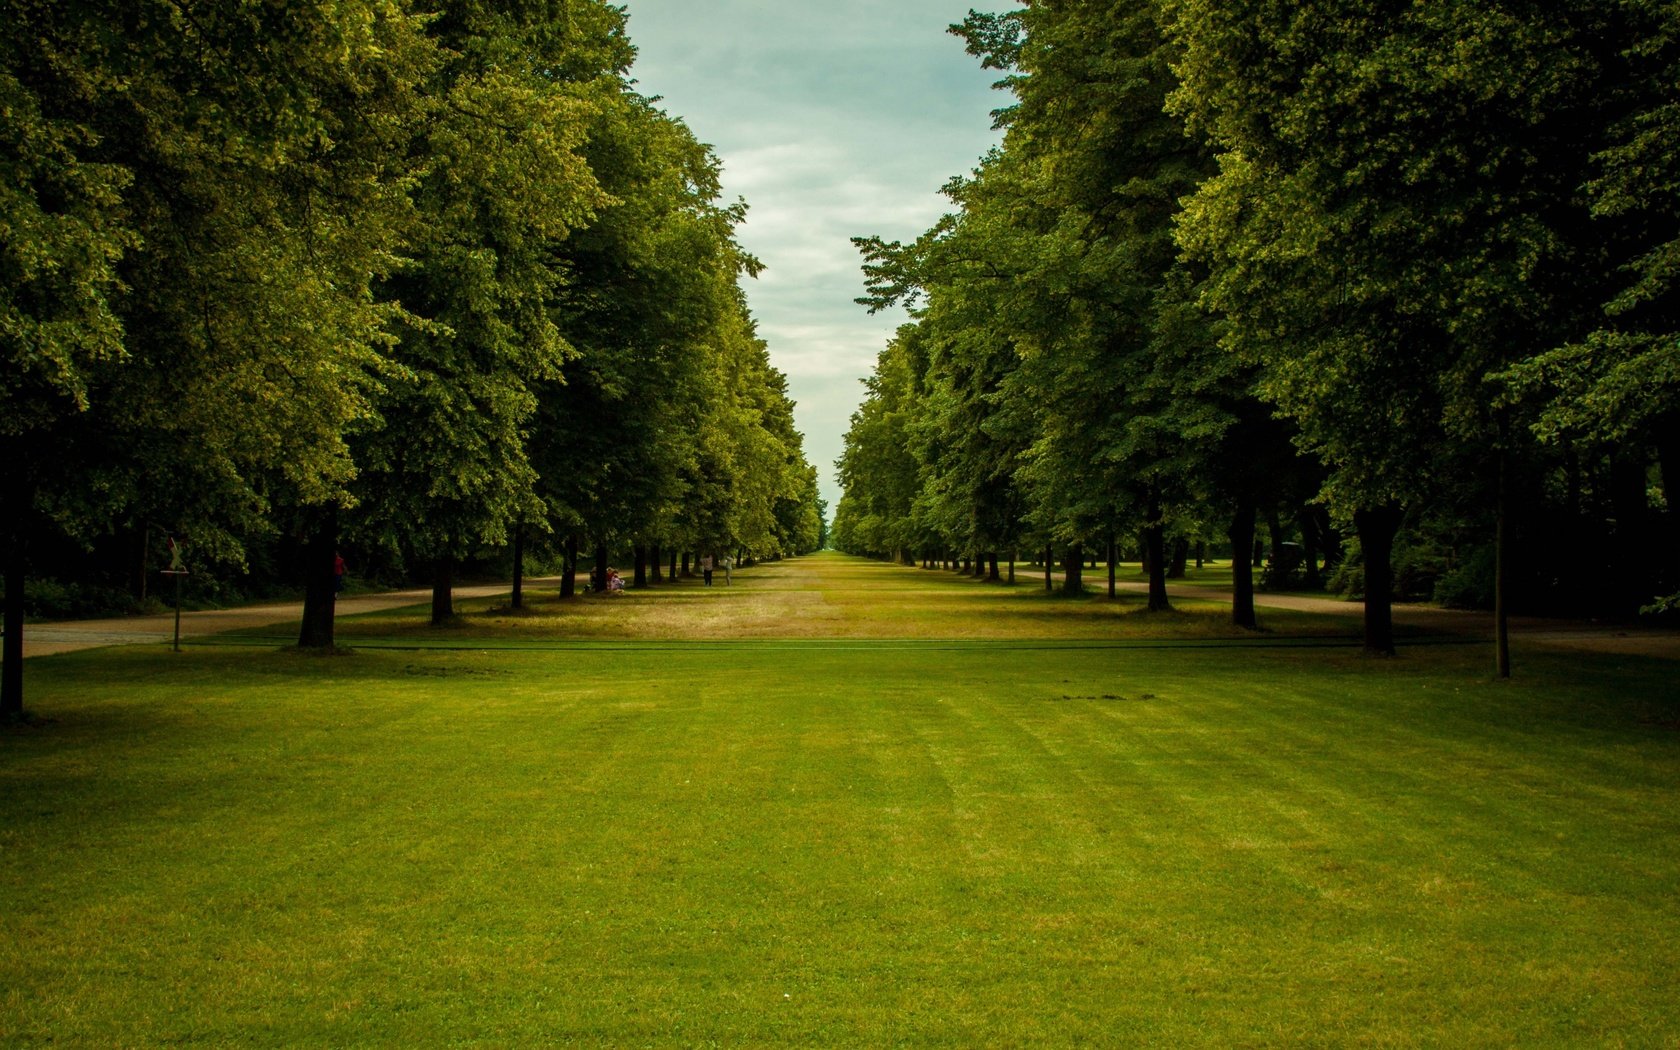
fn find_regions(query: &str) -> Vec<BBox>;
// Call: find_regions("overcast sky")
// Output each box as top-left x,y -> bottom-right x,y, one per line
620,1 -> 1006,515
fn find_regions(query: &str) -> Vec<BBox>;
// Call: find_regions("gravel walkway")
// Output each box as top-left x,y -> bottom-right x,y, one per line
17,574 -> 1678,660
18,581 -> 550,658
1123,578 -> 1680,660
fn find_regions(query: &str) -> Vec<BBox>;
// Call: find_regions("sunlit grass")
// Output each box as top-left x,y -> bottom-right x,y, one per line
3,552 -> 1677,1044
321,552 -> 1337,644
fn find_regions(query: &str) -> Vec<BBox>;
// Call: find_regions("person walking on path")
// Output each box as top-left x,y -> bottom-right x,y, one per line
701,554 -> 714,586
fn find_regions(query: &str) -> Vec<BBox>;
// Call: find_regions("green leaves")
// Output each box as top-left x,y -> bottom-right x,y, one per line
0,31 -> 134,436
2,0 -> 439,564
2,0 -> 819,578
525,80 -> 817,561
842,1 -> 1241,562
1169,0 -> 1636,509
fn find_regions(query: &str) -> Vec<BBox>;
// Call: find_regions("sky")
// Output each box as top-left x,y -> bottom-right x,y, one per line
618,0 -> 1006,515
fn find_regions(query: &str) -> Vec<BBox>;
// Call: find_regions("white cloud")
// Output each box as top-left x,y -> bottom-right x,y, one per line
622,0 -> 1006,509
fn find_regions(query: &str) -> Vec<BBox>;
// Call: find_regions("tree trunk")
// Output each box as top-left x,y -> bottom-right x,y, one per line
1267,508 -> 1286,577
511,521 -> 525,610
297,509 -> 339,649
2,543 -> 24,719
1063,543 -> 1083,595
1168,537 -> 1189,579
681,552 -> 691,577
1314,507 -> 1343,571
1107,535 -> 1117,599
1229,502 -> 1258,630
670,548 -> 678,580
1007,552 -> 1015,585
1354,505 -> 1403,656
431,555 -> 454,625
651,544 -> 663,584
560,534 -> 578,598
1298,509 -> 1323,589
1145,521 -> 1171,612
988,552 -> 1000,582
1195,541 -> 1204,570
1044,544 -> 1053,592
594,541 -> 609,593
633,545 -> 648,588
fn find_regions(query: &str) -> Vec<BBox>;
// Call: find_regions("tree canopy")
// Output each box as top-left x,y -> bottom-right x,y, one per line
837,0 -> 1677,657
1,0 -> 823,713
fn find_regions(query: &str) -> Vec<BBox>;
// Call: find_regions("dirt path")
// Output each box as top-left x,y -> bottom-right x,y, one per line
19,561 -> 1679,661
19,580 -> 548,658
1122,578 -> 1680,660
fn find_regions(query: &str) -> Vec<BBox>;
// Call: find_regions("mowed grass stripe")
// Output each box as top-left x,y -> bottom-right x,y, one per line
320,550 -> 1317,643
2,555 -> 1677,1044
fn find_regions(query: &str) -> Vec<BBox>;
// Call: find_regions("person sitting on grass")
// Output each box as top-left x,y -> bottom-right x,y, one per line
607,568 -> 625,594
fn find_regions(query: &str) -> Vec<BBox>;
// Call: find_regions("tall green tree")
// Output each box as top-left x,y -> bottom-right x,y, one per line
850,2 -> 1229,606
855,238 -> 1027,572
1,2 -> 133,714
833,330 -> 931,562
968,0 -> 1222,610
349,0 -> 619,626
1169,0 -> 1634,654
1502,0 -> 1680,612
534,90 -> 756,588
3,0 -> 432,707
677,303 -> 807,562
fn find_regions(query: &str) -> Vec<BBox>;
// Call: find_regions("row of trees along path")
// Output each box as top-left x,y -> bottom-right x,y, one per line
833,1 -> 1679,674
1,2 -> 825,718
18,553 -> 1680,662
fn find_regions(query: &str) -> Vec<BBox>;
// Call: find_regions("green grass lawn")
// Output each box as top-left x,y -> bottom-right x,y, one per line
4,552 -> 1678,1045
295,551 -> 1336,645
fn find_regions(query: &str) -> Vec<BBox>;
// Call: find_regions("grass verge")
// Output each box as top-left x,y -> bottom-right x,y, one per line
3,554 -> 1676,1044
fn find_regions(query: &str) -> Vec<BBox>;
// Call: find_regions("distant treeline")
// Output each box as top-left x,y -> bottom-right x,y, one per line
835,1 -> 1677,655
